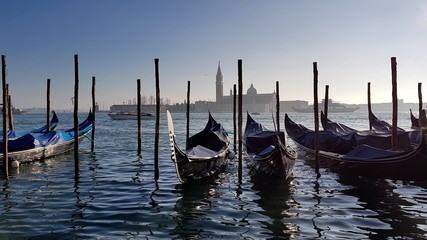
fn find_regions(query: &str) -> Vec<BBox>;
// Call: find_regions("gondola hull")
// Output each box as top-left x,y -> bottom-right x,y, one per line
0,111 -> 93,166
285,113 -> 427,181
244,113 -> 297,179
167,111 -> 231,183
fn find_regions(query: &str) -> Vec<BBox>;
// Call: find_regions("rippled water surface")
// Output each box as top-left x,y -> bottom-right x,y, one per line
1,111 -> 426,239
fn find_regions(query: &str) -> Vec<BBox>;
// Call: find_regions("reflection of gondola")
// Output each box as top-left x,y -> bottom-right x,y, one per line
250,176 -> 297,238
172,179 -> 222,238
337,175 -> 425,238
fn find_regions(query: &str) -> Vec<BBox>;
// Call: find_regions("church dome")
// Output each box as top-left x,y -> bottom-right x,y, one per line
247,84 -> 257,95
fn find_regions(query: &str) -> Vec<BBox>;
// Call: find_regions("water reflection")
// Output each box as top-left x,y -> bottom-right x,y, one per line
250,175 -> 298,239
338,175 -> 425,238
172,178 -> 221,238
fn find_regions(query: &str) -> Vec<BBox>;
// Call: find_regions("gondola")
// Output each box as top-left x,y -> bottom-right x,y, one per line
244,112 -> 297,179
0,111 -> 93,166
2,110 -> 59,141
320,111 -> 413,150
167,110 -> 232,183
285,112 -> 427,181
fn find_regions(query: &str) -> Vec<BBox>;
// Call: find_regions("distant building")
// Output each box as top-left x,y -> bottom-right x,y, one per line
195,62 -> 277,113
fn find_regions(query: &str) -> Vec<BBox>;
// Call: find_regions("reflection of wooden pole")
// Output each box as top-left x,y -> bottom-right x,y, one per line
238,59 -> 243,179
91,76 -> 96,152
391,57 -> 398,150
186,81 -> 190,149
47,78 -> 51,131
276,81 -> 280,132
313,62 -> 320,175
73,54 -> 79,179
233,84 -> 237,153
154,58 -> 160,181
367,82 -> 372,130
2,55 -> 8,176
137,79 -> 141,155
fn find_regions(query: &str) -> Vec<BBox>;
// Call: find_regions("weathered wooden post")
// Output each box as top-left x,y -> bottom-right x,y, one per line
7,87 -> 13,131
46,78 -> 51,131
186,80 -> 190,149
154,58 -> 160,181
324,85 -> 329,124
419,82 -> 423,119
276,81 -> 280,132
238,59 -> 243,179
419,83 -> 427,132
2,55 -> 8,176
367,82 -> 372,130
73,54 -> 79,179
137,79 -> 142,155
313,62 -> 320,175
233,83 -> 237,153
391,57 -> 398,150
91,76 -> 96,152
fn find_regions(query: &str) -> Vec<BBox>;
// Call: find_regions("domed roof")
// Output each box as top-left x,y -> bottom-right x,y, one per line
247,84 -> 257,95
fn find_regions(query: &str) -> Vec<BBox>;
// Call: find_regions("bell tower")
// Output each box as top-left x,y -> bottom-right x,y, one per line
216,61 -> 223,103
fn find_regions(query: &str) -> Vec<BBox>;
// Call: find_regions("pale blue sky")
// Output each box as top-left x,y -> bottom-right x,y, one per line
1,1 -> 426,110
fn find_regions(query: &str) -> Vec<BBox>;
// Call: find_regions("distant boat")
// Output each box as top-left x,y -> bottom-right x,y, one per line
292,99 -> 359,113
108,112 -> 155,120
12,107 -> 28,115
0,104 -> 28,115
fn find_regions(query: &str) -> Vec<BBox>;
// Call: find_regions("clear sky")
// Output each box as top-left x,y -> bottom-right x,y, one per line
1,0 -> 426,110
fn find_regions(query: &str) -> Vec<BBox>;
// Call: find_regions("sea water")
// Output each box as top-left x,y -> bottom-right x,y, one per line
0,111 -> 426,239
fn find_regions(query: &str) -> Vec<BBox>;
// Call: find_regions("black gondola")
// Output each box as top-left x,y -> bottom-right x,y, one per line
167,110 -> 232,183
285,112 -> 427,181
244,112 -> 297,179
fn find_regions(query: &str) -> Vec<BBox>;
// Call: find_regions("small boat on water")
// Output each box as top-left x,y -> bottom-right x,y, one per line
108,112 -> 154,120
167,110 -> 232,183
293,99 -> 359,113
244,112 -> 297,179
0,104 -> 28,115
285,111 -> 427,181
0,111 -> 93,166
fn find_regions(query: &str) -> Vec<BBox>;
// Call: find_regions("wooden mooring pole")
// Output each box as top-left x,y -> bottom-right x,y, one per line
186,81 -> 190,149
233,84 -> 237,153
91,76 -> 96,152
46,78 -> 51,131
324,85 -> 329,124
391,57 -> 398,150
7,86 -> 13,131
137,79 -> 142,155
367,82 -> 372,130
419,82 -> 423,119
154,58 -> 160,181
238,59 -> 243,179
73,54 -> 79,179
276,81 -> 280,132
2,55 -> 9,176
313,62 -> 320,175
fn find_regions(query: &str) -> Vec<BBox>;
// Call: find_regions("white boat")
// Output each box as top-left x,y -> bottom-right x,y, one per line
108,112 -> 155,120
